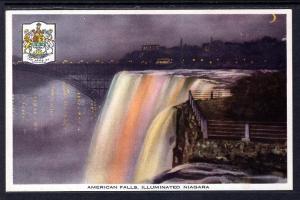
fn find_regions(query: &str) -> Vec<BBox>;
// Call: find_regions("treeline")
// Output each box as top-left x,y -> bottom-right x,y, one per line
225,71 -> 287,122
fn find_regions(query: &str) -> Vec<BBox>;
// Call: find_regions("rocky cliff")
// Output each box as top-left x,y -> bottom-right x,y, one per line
173,102 -> 287,176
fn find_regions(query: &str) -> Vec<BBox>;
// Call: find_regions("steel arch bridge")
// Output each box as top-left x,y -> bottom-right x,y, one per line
13,63 -> 113,103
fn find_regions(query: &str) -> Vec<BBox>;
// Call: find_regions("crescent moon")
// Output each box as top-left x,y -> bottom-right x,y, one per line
270,14 -> 277,23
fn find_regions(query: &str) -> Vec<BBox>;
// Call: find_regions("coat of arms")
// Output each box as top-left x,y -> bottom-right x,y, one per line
22,22 -> 55,64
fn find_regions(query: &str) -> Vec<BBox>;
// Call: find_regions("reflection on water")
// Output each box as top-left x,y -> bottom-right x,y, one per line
13,71 -> 101,183
13,82 -> 99,134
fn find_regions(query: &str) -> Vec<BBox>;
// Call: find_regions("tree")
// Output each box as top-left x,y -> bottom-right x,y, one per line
226,71 -> 286,122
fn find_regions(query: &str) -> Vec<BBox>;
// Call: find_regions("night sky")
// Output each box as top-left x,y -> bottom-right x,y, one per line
13,14 -> 286,61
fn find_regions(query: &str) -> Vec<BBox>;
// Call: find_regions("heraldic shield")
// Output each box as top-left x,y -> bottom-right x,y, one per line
23,22 -> 55,64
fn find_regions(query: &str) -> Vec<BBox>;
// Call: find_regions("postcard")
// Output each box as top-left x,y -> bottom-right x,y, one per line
5,9 -> 293,191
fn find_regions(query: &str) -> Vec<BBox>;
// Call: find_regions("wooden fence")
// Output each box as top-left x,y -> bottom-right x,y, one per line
207,120 -> 287,143
189,90 -> 208,139
188,90 -> 287,143
190,88 -> 231,100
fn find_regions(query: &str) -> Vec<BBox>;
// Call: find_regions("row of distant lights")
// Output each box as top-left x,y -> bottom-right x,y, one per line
15,59 -> 117,64
129,57 -> 267,64
186,57 -> 266,64
61,59 -> 116,64
15,58 -> 268,64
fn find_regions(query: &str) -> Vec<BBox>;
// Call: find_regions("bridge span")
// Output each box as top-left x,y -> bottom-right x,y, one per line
13,63 -> 118,103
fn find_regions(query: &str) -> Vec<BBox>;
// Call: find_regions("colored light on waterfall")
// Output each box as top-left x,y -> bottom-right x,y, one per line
134,107 -> 177,182
85,71 -> 216,183
107,75 -> 155,183
86,72 -> 143,183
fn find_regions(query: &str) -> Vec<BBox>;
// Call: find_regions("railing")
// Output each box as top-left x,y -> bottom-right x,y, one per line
188,90 -> 208,139
207,120 -> 287,143
190,88 -> 231,100
188,90 -> 287,143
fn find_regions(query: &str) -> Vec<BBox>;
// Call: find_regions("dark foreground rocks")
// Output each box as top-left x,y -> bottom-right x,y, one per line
151,162 -> 286,184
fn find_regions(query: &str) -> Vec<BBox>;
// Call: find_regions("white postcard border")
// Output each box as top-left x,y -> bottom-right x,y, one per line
5,9 -> 293,192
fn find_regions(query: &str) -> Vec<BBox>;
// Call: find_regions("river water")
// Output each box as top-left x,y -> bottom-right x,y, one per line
13,71 -> 100,183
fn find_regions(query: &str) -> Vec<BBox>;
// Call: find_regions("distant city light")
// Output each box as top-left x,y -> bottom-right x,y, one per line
155,57 -> 172,65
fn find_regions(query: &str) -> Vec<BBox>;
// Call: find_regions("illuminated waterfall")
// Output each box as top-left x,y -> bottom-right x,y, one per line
85,71 -> 216,183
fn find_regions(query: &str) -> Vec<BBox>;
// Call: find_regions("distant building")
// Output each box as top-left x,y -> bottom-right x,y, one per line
155,57 -> 172,65
108,59 -> 118,64
142,44 -> 160,51
180,38 -> 184,66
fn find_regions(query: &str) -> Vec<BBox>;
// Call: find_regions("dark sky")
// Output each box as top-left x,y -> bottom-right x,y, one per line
13,14 -> 286,61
